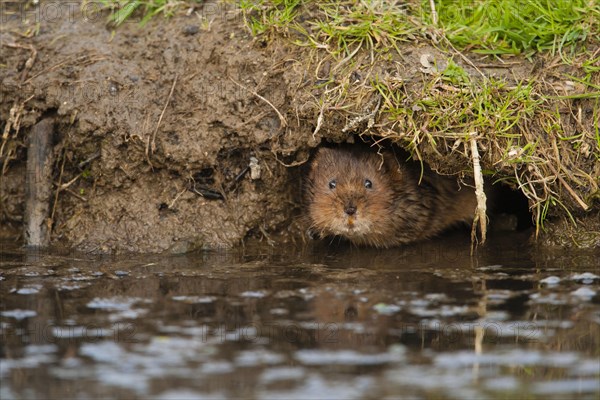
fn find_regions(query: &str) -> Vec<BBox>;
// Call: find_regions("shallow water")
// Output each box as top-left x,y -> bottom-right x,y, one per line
1,232 -> 599,399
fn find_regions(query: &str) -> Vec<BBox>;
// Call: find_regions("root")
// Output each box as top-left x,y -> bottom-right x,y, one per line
150,74 -> 178,155
470,136 -> 487,251
230,77 -> 287,128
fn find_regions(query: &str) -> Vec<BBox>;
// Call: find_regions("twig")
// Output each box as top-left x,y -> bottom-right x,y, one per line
77,152 -> 100,168
1,95 -> 34,162
546,162 -> 589,211
229,77 -> 287,128
470,135 -> 487,251
342,95 -> 381,133
50,151 -> 67,223
64,188 -> 87,202
313,102 -> 325,139
331,42 -> 362,74
141,113 -> 153,167
259,225 -> 275,246
151,74 -> 178,154
271,151 -> 310,168
168,187 -> 188,209
24,54 -> 105,84
443,37 -> 486,79
550,137 -> 590,210
4,42 -> 37,82
478,62 -> 520,68
59,173 -> 82,190
429,0 -> 438,26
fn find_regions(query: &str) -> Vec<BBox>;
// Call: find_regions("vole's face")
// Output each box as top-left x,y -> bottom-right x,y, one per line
307,148 -> 397,242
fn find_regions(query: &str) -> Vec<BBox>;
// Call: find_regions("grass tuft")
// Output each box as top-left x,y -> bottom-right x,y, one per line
426,0 -> 600,57
307,1 -> 416,57
96,0 -> 201,26
239,0 -> 302,36
240,1 -> 417,58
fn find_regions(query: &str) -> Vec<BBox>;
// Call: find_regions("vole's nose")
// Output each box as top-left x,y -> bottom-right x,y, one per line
344,205 -> 357,216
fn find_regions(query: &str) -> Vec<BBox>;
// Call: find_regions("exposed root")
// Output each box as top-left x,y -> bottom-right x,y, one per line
150,74 -> 178,155
342,95 -> 381,133
168,187 -> 189,210
313,102 -> 325,139
230,77 -> 288,128
470,136 -> 487,251
429,0 -> 439,26
1,95 -> 34,175
4,42 -> 37,81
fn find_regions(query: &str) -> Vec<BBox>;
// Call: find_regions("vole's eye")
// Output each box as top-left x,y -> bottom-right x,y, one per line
328,180 -> 337,190
364,179 -> 373,189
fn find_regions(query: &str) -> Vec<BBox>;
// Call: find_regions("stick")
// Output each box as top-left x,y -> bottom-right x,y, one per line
151,74 -> 178,154
313,103 -> 325,139
429,0 -> 438,26
229,77 -> 287,128
24,118 -> 55,247
547,162 -> 589,211
470,136 -> 487,250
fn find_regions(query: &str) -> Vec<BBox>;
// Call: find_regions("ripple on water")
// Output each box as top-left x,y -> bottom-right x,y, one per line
234,349 -> 285,367
532,379 -> 600,395
258,374 -> 374,400
0,309 -> 37,320
240,290 -> 268,298
152,390 -> 227,400
570,287 -> 596,300
294,348 -> 403,366
199,361 -> 234,375
11,284 -> 43,294
259,366 -> 306,384
434,350 -> 581,368
540,276 -> 561,285
87,296 -> 151,310
171,295 -> 217,303
569,272 -> 599,283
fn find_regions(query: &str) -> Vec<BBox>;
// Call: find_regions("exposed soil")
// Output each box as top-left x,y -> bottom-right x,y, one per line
1,2 -> 315,252
1,1 -> 598,252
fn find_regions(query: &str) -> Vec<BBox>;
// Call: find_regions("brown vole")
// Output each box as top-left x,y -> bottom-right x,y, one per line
306,146 -> 477,247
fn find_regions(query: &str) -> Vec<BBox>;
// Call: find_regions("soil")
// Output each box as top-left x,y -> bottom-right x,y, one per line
1,1 -> 598,252
1,1 -> 315,252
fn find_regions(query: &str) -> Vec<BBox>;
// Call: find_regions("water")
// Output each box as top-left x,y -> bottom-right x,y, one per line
1,232 -> 599,399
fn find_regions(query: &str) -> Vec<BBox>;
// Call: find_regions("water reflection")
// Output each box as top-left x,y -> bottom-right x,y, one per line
1,232 -> 599,399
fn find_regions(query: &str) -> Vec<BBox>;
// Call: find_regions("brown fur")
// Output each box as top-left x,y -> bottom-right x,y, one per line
306,147 -> 477,248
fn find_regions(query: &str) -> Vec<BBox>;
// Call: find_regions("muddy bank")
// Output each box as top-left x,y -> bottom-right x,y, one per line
1,2 -> 314,252
1,1 -> 598,252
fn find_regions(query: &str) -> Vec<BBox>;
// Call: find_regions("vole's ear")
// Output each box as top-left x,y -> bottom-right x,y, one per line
308,146 -> 329,176
382,151 -> 405,181
310,146 -> 336,167
315,146 -> 335,157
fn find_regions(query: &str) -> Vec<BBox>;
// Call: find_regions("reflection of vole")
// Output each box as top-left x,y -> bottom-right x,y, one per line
306,147 -> 477,248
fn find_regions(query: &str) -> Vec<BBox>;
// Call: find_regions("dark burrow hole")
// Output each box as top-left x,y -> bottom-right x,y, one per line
488,183 -> 533,232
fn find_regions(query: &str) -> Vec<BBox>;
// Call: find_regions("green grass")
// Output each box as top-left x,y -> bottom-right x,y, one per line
375,60 -> 539,142
239,0 -> 302,36
100,0 -> 599,61
95,0 -> 202,26
102,0 -> 599,62
306,1 -> 416,57
241,1 -> 599,58
240,1 -> 417,58
426,0 -> 600,57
